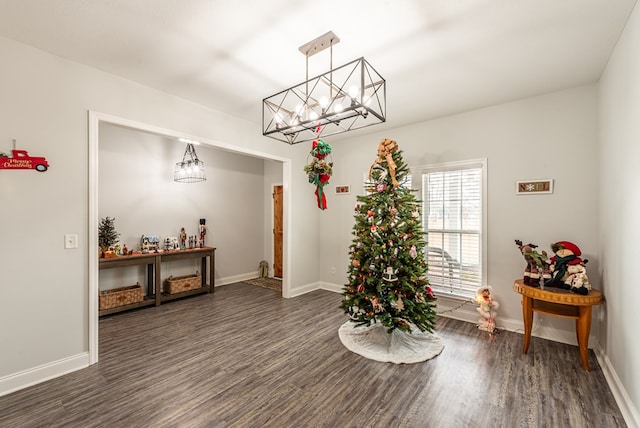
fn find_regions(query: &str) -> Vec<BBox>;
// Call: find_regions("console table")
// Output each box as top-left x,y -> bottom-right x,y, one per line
99,247 -> 215,316
513,279 -> 603,370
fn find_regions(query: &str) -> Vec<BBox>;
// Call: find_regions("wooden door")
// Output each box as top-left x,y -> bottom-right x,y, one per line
273,185 -> 283,278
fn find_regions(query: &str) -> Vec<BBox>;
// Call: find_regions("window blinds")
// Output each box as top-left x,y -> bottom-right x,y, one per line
422,165 -> 483,297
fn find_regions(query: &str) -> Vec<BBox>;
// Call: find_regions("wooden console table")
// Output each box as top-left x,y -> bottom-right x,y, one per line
513,279 -> 603,371
99,247 -> 216,316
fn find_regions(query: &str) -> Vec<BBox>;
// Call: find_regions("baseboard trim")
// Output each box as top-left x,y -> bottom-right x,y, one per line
318,281 -> 343,293
288,281 -> 322,297
0,352 -> 89,398
595,342 -> 640,428
216,272 -> 259,287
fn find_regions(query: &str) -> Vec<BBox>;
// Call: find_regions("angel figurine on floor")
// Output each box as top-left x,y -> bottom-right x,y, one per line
474,285 -> 499,335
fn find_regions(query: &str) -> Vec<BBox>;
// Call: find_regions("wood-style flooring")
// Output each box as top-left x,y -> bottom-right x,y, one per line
0,283 -> 626,427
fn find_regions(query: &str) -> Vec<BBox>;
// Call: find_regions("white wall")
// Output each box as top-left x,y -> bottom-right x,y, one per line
599,3 -> 640,425
99,124 -> 267,286
321,85 -> 600,343
0,35 -> 319,393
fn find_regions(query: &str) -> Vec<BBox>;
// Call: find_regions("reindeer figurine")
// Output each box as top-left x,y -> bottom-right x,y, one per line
515,240 -> 550,287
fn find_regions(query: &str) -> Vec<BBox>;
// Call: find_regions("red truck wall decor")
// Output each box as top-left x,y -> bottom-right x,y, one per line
0,141 -> 49,172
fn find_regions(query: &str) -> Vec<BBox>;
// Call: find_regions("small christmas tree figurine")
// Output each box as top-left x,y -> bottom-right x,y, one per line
341,139 -> 437,334
98,216 -> 120,258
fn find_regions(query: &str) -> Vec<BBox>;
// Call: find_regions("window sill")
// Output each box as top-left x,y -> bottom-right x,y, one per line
432,288 -> 474,301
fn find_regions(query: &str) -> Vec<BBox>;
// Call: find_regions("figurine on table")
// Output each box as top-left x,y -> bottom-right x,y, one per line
199,218 -> 206,248
180,227 -> 187,250
515,240 -> 549,287
544,241 -> 591,295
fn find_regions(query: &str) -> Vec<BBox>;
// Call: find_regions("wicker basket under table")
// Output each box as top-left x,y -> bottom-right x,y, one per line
99,283 -> 144,310
164,271 -> 202,294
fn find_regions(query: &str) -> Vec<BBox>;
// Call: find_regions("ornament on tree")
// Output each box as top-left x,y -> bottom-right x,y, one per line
390,297 -> 404,311
425,286 -> 435,301
412,207 -> 420,219
389,208 -> 399,227
303,138 -> 332,210
349,306 -> 363,320
409,245 -> 418,259
370,224 -> 381,240
371,297 -> 384,313
367,210 -> 374,223
382,266 -> 398,282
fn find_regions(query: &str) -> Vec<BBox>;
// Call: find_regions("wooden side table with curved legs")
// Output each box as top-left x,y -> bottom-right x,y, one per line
513,279 -> 603,371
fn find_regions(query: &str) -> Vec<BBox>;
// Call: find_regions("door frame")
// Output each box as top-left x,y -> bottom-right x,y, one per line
88,111 -> 291,365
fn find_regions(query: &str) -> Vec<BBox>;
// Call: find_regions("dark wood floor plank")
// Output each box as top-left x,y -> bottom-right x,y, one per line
0,283 -> 627,427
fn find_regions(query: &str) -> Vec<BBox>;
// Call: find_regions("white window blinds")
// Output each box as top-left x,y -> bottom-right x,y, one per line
421,160 -> 486,298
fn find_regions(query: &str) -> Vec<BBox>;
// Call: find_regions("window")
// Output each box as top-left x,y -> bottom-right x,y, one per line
419,159 -> 486,298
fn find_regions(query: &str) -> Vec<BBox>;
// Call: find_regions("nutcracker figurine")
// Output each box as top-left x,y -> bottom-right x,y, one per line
199,218 -> 207,248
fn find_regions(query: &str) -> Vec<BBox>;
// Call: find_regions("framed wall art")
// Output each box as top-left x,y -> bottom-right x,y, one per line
516,179 -> 553,195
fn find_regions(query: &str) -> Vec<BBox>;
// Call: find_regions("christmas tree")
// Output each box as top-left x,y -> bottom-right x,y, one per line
98,216 -> 120,252
341,139 -> 437,334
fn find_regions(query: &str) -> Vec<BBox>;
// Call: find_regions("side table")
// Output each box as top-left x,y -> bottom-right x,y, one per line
513,279 -> 603,371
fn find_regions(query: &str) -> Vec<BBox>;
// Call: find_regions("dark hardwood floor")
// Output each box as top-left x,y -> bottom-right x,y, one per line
0,283 -> 626,427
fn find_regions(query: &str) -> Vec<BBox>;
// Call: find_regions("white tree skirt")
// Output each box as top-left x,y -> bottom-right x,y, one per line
338,321 -> 444,364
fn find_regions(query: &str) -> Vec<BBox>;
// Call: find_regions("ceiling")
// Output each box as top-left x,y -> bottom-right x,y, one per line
0,0 -> 637,135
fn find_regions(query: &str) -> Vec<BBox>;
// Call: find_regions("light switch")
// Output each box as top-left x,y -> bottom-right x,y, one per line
65,234 -> 79,249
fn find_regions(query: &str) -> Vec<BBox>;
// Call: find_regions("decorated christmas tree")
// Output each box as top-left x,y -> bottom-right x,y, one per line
98,216 -> 120,255
341,139 -> 437,334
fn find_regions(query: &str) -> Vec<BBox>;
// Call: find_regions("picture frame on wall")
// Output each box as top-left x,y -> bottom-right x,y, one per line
516,179 -> 553,195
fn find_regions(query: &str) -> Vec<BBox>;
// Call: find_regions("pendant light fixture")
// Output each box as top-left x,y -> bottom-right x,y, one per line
174,139 -> 206,183
262,31 -> 386,145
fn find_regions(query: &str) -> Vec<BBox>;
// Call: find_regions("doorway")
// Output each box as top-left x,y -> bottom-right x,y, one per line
88,111 -> 291,365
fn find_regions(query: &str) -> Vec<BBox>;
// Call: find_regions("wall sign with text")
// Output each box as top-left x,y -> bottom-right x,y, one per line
516,179 -> 553,194
0,140 -> 49,172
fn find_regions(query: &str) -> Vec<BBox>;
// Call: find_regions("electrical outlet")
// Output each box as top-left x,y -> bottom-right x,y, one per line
330,267 -> 336,275
64,234 -> 79,249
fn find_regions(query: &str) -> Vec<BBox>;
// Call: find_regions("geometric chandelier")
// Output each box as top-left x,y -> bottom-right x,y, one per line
262,31 -> 386,145
174,139 -> 206,183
